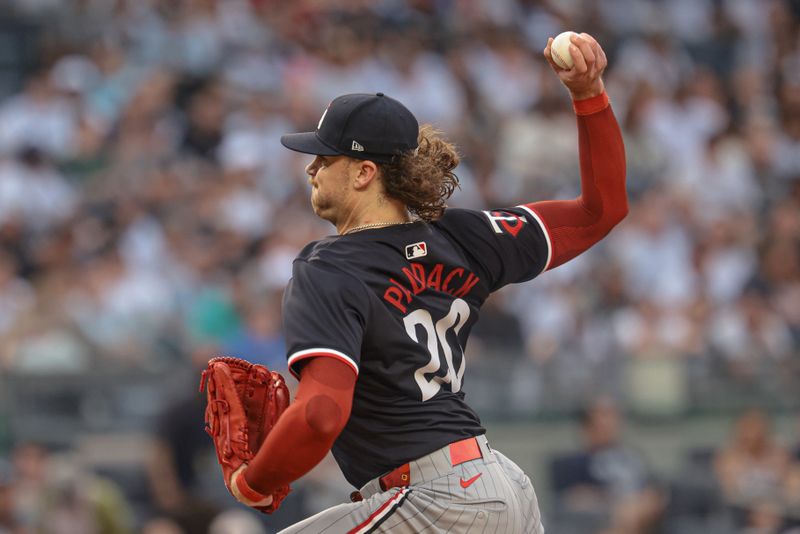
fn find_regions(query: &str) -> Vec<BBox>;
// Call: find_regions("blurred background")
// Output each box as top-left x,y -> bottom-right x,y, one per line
0,0 -> 798,533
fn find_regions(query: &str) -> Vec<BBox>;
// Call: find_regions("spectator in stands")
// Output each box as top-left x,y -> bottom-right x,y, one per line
6,442 -> 135,534
140,516 -> 184,534
9,442 -> 49,531
0,70 -> 77,160
0,145 -> 77,233
40,453 -> 134,534
550,397 -> 666,534
709,283 -> 795,383
221,291 -> 286,371
0,459 -> 16,534
714,408 -> 792,531
0,251 -> 33,339
145,345 -> 221,534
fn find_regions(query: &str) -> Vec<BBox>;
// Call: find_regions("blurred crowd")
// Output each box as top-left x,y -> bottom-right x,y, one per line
0,0 -> 797,400
0,0 -> 798,532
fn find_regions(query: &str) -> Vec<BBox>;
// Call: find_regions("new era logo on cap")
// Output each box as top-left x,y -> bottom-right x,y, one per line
405,241 -> 427,260
352,140 -> 364,151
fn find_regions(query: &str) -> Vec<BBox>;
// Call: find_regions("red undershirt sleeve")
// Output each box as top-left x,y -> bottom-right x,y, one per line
524,92 -> 628,270
243,356 -> 356,494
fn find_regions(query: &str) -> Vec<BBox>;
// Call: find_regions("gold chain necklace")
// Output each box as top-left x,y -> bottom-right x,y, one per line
342,221 -> 414,235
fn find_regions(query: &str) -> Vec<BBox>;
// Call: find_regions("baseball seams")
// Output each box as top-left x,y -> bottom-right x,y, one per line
551,47 -> 570,69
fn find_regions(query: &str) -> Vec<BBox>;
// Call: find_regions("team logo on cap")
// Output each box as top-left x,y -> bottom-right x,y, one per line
405,241 -> 427,260
351,140 -> 364,152
318,106 -> 329,129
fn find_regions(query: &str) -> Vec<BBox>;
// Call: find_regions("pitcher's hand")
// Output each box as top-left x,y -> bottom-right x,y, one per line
544,32 -> 607,100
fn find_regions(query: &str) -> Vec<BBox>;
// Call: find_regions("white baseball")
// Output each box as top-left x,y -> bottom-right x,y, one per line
551,31 -> 577,69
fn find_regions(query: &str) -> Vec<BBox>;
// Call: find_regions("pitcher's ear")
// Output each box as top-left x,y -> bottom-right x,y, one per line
352,159 -> 379,190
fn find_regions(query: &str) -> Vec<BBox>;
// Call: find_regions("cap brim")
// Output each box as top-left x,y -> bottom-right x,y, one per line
280,132 -> 341,156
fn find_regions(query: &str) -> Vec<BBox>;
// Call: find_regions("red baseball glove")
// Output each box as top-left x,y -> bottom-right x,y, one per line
199,356 -> 291,513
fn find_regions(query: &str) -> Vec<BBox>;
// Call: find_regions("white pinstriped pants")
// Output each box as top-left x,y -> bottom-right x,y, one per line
279,436 -> 544,533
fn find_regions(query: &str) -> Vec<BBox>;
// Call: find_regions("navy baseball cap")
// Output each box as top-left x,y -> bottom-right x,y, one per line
281,93 -> 419,163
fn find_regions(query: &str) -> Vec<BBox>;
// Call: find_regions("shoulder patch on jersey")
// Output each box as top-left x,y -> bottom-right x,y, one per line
483,210 -> 526,238
405,241 -> 427,260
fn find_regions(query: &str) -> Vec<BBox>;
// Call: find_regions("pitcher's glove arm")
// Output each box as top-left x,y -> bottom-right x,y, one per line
242,356 -> 356,495
199,357 -> 290,513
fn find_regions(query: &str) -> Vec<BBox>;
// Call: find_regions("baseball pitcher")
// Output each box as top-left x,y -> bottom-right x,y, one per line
207,32 -> 626,533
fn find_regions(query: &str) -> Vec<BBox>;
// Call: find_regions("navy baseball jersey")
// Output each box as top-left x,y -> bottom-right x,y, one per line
282,206 -> 550,488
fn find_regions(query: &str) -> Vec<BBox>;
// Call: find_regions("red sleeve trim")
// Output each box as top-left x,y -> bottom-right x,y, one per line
287,348 -> 359,380
573,91 -> 609,116
517,204 -> 553,272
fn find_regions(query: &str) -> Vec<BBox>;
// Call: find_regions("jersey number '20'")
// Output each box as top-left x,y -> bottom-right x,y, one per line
403,298 -> 471,401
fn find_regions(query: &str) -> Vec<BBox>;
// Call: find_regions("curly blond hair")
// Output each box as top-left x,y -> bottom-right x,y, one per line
378,125 -> 460,222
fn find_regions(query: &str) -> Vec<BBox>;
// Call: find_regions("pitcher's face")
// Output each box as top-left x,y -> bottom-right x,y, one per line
305,155 -> 354,224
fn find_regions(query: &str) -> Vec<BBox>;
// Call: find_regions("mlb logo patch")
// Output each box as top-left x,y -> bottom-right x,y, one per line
405,241 -> 427,260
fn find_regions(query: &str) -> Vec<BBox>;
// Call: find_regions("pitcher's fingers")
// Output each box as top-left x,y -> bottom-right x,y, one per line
598,44 -> 608,70
587,45 -> 603,77
579,33 -> 600,48
570,34 -> 596,67
579,33 -> 606,72
569,43 -> 588,74
543,37 -> 553,59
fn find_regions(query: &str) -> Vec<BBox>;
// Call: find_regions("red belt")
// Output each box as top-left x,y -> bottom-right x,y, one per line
378,436 -> 483,491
